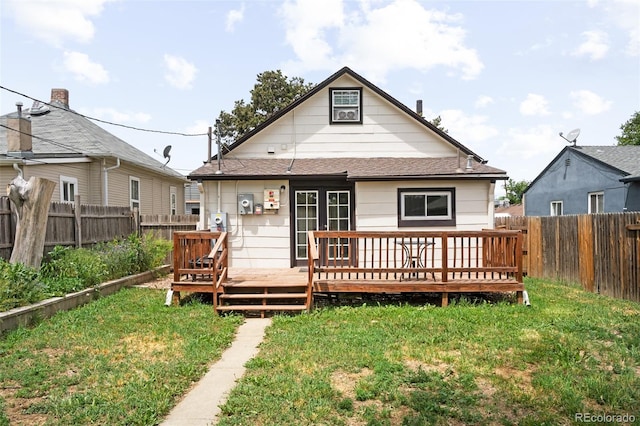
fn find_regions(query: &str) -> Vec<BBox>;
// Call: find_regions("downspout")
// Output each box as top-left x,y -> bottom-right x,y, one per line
488,181 -> 495,227
103,158 -> 121,205
287,110 -> 297,173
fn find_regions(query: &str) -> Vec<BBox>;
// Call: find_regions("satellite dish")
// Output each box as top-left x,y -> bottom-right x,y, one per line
566,128 -> 580,142
559,128 -> 580,146
162,145 -> 171,168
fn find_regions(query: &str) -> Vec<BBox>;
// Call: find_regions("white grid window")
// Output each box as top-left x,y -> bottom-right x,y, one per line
331,88 -> 361,123
130,177 -> 140,210
550,201 -> 563,216
59,176 -> 78,204
588,192 -> 604,213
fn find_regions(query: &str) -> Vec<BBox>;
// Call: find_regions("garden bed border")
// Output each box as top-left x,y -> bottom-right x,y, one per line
0,265 -> 170,334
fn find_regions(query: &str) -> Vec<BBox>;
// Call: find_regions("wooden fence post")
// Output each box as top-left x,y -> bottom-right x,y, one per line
74,195 -> 82,248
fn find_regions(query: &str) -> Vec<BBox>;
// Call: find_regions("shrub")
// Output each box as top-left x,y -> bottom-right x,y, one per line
0,259 -> 44,311
1,233 -> 172,311
40,246 -> 107,295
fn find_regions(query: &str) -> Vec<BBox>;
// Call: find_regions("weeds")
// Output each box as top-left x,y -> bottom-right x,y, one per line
0,232 -> 172,309
0,260 -> 44,311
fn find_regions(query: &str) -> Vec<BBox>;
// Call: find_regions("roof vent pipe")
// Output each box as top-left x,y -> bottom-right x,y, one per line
416,100 -> 423,117
466,155 -> 473,170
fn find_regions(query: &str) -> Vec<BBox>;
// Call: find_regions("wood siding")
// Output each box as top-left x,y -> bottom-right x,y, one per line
230,75 -> 456,160
356,180 -> 494,230
1,160 -> 185,215
203,180 -> 291,268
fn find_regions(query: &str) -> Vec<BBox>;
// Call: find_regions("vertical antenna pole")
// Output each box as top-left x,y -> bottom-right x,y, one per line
215,119 -> 222,174
207,126 -> 212,164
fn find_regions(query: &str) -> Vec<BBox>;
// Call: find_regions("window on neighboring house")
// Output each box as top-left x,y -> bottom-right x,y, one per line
170,186 -> 177,215
588,191 -> 604,213
398,188 -> 456,227
60,176 -> 78,204
330,88 -> 362,124
130,177 -> 140,210
550,201 -> 563,216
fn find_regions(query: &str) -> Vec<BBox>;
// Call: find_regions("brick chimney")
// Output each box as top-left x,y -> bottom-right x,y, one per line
51,88 -> 69,108
7,102 -> 33,154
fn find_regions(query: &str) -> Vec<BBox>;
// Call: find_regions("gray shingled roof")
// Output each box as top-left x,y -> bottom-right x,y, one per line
0,101 -> 185,180
574,145 -> 640,178
189,157 -> 506,180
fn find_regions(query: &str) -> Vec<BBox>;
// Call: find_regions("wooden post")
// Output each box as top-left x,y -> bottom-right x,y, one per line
7,172 -> 56,268
74,194 -> 82,248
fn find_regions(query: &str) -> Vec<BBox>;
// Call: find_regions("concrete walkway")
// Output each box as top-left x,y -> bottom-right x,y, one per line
161,318 -> 272,426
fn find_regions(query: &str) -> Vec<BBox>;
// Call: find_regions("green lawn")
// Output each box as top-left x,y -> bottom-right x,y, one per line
0,288 -> 242,426
1,279 -> 638,425
217,279 -> 640,425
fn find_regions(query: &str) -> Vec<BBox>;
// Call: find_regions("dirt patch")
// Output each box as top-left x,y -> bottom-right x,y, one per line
331,368 -> 373,399
134,274 -> 172,289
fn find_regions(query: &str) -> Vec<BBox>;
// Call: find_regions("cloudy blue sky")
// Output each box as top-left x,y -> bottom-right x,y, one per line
1,0 -> 638,192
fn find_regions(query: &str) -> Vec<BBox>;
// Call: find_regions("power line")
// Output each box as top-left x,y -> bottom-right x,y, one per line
0,85 -> 209,137
0,124 -> 83,154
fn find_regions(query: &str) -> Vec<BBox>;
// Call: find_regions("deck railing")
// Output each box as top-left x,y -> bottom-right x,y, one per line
172,231 -> 228,309
307,230 -> 523,283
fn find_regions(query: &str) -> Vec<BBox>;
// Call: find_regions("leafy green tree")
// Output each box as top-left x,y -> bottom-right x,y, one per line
430,115 -> 448,133
215,70 -> 315,144
504,179 -> 530,205
615,111 -> 640,146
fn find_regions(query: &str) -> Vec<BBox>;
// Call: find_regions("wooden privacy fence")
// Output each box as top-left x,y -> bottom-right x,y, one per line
140,214 -> 199,264
496,212 -> 640,303
1,196 -> 199,261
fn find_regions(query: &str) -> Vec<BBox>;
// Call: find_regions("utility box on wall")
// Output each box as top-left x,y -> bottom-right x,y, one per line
211,212 -> 227,231
238,194 -> 254,215
263,189 -> 280,211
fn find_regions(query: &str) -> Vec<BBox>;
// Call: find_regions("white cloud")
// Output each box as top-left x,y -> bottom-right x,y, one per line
163,54 -> 198,90
185,120 -> 210,135
519,94 -> 550,116
226,3 -> 246,32
572,30 -> 609,60
437,109 -> 498,144
475,95 -> 494,108
497,125 -> 560,160
570,90 -> 612,115
6,0 -> 115,47
593,0 -> 640,56
279,0 -> 483,83
63,51 -> 109,84
88,107 -> 151,123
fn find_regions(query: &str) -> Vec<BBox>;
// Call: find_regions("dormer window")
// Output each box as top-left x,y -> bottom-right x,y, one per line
330,88 -> 362,124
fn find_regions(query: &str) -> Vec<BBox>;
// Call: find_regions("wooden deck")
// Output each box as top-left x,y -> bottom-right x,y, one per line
169,230 -> 525,315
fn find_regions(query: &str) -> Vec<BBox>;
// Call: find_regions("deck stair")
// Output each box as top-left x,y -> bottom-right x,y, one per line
216,271 -> 309,317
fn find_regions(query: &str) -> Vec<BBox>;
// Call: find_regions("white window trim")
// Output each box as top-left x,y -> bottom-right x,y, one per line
130,176 -> 141,210
588,191 -> 604,213
170,186 -> 177,215
59,175 -> 78,204
550,200 -> 563,216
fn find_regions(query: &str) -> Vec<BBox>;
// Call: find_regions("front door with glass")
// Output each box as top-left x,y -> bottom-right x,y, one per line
291,184 -> 353,266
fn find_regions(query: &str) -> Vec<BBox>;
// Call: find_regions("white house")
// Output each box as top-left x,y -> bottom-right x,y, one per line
189,67 -> 507,268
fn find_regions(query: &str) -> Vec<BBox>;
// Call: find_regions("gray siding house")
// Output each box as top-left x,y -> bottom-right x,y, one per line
0,89 -> 188,215
523,145 -> 640,216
